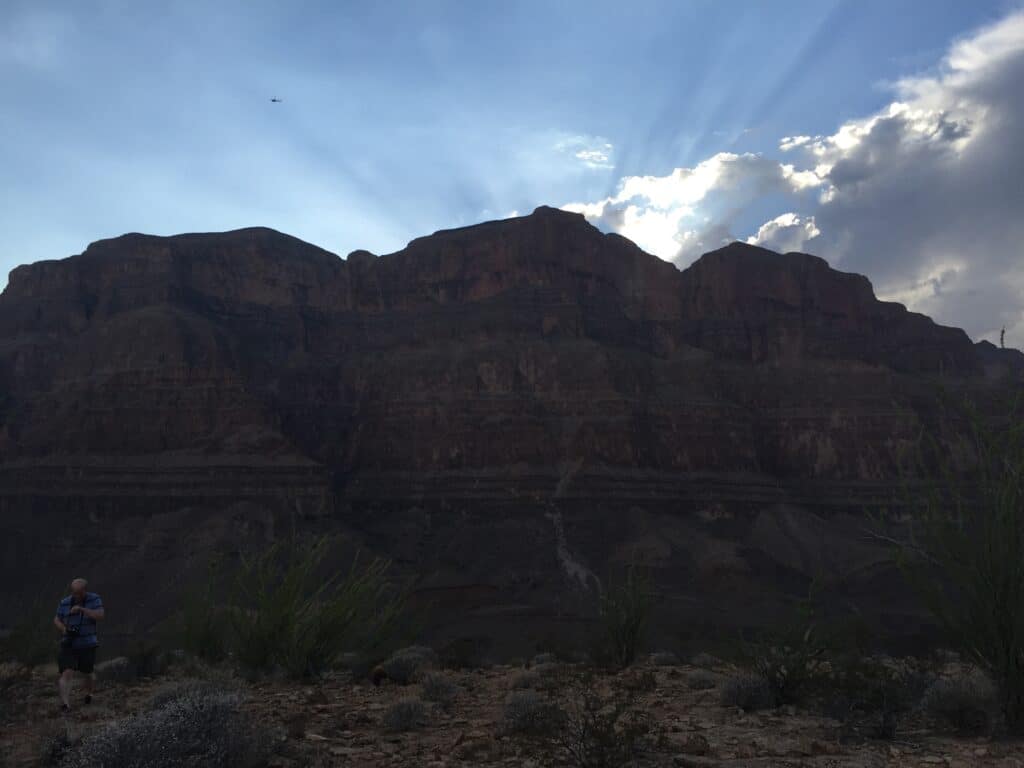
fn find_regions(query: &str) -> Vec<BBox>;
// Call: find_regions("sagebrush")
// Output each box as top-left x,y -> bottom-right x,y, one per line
55,681 -> 270,767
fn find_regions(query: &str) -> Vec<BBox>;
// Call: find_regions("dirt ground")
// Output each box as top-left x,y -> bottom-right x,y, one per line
2,657 -> 1023,768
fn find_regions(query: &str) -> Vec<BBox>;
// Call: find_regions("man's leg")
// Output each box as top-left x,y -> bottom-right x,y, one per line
80,648 -> 96,704
82,672 -> 95,703
58,669 -> 74,709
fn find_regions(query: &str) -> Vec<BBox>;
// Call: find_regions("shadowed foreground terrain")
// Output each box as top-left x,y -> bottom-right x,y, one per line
2,654 -> 1019,768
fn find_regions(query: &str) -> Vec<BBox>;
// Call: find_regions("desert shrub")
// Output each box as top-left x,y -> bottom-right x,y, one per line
57,682 -> 270,767
1,598 -> 56,667
420,671 -> 457,707
144,679 -> 241,712
379,645 -> 437,685
556,674 -> 653,768
178,566 -> 228,663
888,397 -> 1024,734
649,651 -> 680,667
732,584 -> 836,706
922,672 -> 997,735
0,662 -> 29,724
383,698 -> 427,732
827,657 -> 932,740
597,563 -> 653,669
686,670 -> 719,690
502,690 -> 562,737
749,638 -> 827,706
721,674 -> 775,711
39,726 -> 80,767
202,537 -> 408,678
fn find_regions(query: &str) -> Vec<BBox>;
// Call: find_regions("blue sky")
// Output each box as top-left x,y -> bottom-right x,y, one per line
3,1 -> 1024,342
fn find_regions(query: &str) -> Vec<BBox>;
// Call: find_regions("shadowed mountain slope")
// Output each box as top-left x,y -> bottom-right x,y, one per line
1,206 -> 1021,654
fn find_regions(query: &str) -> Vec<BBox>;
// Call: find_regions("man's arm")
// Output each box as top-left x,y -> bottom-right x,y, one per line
69,598 -> 104,622
54,615 -> 66,633
69,605 -> 104,620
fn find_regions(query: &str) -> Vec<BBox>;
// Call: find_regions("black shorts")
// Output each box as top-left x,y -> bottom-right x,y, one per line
58,645 -> 97,674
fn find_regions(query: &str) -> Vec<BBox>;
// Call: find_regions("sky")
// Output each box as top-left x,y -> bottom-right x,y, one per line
2,1 -> 1023,344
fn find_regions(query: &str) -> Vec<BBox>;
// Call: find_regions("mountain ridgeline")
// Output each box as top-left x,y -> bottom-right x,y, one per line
1,206 -> 1021,654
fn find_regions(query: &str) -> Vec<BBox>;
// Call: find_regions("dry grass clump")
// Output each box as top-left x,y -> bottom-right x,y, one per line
921,672 -> 997,735
378,645 -> 437,685
501,690 -> 562,737
419,671 -> 458,708
383,698 -> 427,732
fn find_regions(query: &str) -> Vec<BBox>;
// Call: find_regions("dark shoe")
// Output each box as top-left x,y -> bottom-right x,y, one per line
61,703 -> 71,714
84,694 -> 92,705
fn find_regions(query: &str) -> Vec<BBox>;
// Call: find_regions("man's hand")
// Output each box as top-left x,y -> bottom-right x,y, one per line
69,605 -> 82,615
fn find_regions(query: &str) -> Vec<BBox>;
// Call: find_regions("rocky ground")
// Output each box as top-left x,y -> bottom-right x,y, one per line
2,656 -> 1022,768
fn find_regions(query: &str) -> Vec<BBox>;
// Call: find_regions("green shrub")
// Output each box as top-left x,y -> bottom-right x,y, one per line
382,698 -> 427,732
889,397 -> 1024,734
922,673 -> 997,735
183,537 -> 408,679
178,566 -> 228,663
731,584 -> 835,706
597,563 -> 653,670
1,598 -> 56,667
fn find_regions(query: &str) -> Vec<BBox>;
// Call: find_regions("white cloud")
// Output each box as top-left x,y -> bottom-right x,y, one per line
562,152 -> 820,262
561,10 -> 1024,344
554,134 -> 615,169
747,212 -> 820,253
779,135 -> 812,151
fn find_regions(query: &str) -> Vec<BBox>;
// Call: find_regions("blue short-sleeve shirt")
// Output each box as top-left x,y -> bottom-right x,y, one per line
56,592 -> 103,649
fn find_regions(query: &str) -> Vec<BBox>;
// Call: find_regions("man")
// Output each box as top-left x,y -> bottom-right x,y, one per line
54,578 -> 104,713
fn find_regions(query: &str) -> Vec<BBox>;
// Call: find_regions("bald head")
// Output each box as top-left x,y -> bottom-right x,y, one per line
70,578 -> 88,597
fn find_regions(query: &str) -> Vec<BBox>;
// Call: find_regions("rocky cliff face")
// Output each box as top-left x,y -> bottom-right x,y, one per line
1,207 -> 1020,654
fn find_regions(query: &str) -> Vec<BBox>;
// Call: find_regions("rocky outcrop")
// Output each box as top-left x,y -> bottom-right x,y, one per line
0,207 -> 1018,652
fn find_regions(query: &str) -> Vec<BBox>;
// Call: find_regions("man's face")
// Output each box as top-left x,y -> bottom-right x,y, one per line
70,581 -> 86,599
